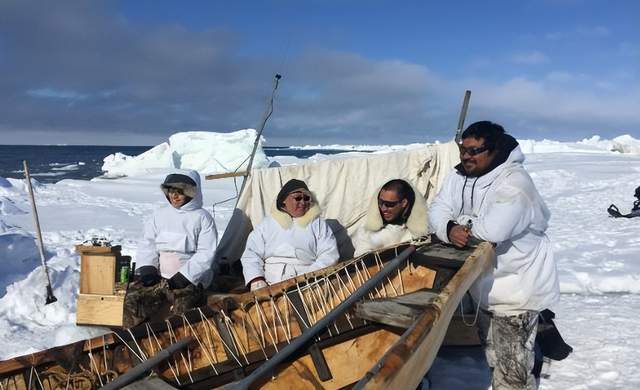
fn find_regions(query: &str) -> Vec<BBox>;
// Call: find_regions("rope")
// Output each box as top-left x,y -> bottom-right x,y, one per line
181,315 -> 219,375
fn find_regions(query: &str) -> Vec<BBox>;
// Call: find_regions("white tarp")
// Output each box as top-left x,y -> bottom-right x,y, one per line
215,141 -> 460,264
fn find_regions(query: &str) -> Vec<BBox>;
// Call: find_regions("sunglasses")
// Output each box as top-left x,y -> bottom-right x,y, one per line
167,187 -> 184,195
292,195 -> 311,202
459,144 -> 490,156
378,198 -> 402,208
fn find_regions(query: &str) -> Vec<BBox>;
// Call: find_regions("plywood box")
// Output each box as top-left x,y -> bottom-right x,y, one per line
76,293 -> 125,327
80,254 -> 116,295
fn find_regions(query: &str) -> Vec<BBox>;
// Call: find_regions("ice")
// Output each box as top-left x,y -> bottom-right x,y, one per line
101,129 -> 270,177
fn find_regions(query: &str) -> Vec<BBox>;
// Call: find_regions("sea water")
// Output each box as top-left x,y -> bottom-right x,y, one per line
0,145 -> 352,183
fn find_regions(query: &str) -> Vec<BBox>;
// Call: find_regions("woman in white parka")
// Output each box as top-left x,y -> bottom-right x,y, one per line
241,179 -> 340,291
124,170 -> 217,327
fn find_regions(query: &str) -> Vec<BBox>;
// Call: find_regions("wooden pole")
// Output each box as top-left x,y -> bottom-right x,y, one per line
23,161 -> 57,305
233,74 -> 282,203
454,90 -> 472,144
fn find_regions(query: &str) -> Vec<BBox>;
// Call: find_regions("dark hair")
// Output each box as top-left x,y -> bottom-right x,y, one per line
461,121 -> 506,151
380,179 -> 415,221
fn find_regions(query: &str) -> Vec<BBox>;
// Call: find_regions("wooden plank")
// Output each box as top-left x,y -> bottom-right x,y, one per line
75,245 -> 121,254
205,171 -> 247,180
80,254 -> 116,294
354,290 -> 440,328
76,293 -> 124,327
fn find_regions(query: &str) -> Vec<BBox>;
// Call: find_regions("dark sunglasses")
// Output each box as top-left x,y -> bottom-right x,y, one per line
378,198 -> 402,208
167,187 -> 184,195
459,144 -> 490,156
292,195 -> 311,202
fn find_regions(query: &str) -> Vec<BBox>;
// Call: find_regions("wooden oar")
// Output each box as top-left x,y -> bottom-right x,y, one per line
23,160 -> 57,305
454,90 -> 472,144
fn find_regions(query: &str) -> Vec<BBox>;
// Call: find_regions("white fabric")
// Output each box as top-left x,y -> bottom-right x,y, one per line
352,183 -> 429,256
241,214 -> 340,285
215,141 -> 460,264
135,169 -> 218,287
158,252 -> 183,278
428,145 -> 560,314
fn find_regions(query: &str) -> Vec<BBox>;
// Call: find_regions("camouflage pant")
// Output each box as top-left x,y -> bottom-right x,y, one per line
477,310 -> 539,390
123,279 -> 204,328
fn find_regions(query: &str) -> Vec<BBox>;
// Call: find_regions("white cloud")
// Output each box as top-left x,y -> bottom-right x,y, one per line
26,88 -> 88,100
510,51 -> 549,65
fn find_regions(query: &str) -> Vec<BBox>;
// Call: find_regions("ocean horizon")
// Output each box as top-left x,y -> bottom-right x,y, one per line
0,145 -> 355,183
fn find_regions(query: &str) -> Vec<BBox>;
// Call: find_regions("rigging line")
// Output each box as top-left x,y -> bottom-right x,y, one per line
199,310 -> 244,367
113,332 -> 144,363
87,339 -> 104,387
235,74 -> 283,206
271,296 -> 291,343
327,275 -> 354,330
195,309 -> 221,364
147,325 -> 181,385
235,306 -> 268,362
165,320 -> 194,383
253,296 -> 279,352
222,309 -> 252,364
181,315 -> 219,375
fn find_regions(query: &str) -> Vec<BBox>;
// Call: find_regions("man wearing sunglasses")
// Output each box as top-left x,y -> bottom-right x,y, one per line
352,179 -> 427,256
429,121 -> 560,389
124,170 -> 217,328
241,179 -> 339,291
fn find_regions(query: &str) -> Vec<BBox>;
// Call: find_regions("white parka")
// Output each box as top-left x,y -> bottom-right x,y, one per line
135,169 -> 217,288
352,183 -> 428,256
429,145 -> 559,314
241,202 -> 340,285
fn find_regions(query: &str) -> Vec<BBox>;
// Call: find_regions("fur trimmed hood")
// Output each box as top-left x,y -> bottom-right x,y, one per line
270,193 -> 322,229
363,182 -> 428,238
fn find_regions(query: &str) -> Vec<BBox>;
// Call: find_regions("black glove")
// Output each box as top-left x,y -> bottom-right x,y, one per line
168,272 -> 192,290
138,265 -> 161,287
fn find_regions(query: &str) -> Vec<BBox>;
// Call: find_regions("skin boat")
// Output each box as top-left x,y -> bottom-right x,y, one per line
0,238 -> 493,389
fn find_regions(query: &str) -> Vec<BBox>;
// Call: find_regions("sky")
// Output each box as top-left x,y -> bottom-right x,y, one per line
0,0 -> 638,146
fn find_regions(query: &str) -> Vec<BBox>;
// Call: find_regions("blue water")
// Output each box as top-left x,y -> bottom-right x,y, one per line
0,145 -> 353,183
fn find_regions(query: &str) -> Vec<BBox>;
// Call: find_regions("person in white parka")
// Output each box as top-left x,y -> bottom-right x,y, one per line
352,179 -> 428,257
124,169 -> 217,328
241,179 -> 340,291
429,121 -> 560,390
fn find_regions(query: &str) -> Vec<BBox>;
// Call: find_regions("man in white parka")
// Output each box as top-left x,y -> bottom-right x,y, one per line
241,179 -> 339,291
429,121 -> 559,390
352,179 -> 428,257
124,169 -> 217,328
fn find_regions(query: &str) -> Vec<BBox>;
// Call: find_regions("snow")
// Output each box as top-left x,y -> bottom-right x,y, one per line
101,129 -> 270,177
2,132 -> 640,389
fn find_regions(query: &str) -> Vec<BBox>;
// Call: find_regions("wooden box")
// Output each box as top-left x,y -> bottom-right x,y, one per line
76,292 -> 125,327
80,254 -> 116,295
75,244 -> 129,327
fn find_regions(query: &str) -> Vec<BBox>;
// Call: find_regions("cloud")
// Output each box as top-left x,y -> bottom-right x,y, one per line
0,0 -> 637,145
545,26 -> 611,40
510,51 -> 550,65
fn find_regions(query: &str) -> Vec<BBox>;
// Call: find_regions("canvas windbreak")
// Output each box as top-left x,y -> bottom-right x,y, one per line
215,141 -> 459,263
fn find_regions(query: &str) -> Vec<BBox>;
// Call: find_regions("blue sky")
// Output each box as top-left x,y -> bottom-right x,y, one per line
0,0 -> 638,145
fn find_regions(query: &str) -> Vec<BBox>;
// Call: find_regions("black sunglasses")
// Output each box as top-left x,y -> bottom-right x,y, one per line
292,195 -> 311,202
167,187 -> 184,195
378,198 -> 402,208
459,144 -> 490,156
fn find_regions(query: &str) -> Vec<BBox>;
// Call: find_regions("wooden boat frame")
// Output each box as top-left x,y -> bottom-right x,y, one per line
0,239 -> 493,390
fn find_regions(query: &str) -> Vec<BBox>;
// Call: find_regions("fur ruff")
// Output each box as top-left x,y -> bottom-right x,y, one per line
271,195 -> 322,229
363,184 -> 428,237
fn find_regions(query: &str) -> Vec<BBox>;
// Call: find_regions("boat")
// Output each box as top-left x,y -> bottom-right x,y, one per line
0,238 -> 493,389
